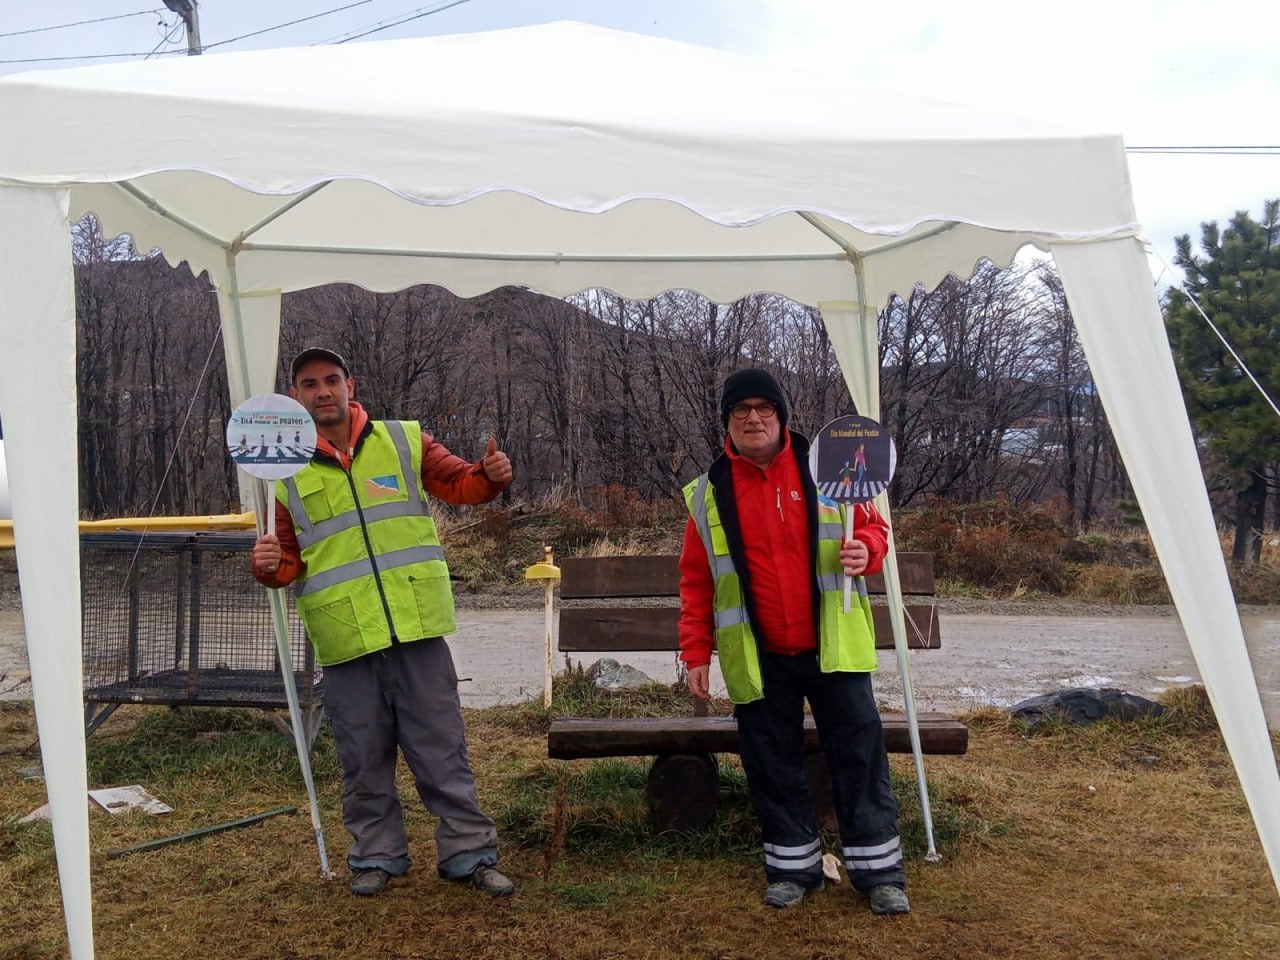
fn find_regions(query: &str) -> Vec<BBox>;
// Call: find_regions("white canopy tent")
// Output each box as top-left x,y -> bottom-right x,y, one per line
0,21 -> 1275,958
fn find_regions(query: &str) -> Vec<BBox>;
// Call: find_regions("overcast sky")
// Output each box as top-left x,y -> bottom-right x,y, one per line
2,0 -> 1276,286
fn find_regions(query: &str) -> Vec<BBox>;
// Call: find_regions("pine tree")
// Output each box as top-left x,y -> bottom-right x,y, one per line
1164,200 -> 1280,565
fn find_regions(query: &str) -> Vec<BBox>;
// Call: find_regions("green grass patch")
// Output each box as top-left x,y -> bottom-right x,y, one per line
86,707 -> 341,790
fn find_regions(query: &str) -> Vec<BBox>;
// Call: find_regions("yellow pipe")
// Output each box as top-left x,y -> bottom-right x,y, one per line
0,512 -> 258,549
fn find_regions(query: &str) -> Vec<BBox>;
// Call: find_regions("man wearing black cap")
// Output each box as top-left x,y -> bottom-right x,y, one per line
252,347 -> 516,899
678,367 -> 909,915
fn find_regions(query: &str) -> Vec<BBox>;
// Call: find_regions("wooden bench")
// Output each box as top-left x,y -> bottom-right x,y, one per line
548,552 -> 967,829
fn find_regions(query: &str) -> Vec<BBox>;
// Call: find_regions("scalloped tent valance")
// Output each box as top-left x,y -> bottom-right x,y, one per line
0,21 -> 1275,957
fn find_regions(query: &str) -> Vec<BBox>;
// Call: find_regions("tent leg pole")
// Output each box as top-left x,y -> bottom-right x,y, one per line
268,586 -> 334,879
852,259 -> 938,861
228,252 -> 332,877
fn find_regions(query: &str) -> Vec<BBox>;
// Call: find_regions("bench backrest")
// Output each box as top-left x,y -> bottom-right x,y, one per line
558,552 -> 940,654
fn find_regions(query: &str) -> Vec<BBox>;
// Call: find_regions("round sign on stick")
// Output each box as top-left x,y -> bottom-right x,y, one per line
223,393 -> 331,878
810,415 -> 897,611
225,393 -> 317,534
810,415 -> 896,504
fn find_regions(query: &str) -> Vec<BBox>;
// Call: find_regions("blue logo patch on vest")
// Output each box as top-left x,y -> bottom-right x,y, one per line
365,474 -> 401,498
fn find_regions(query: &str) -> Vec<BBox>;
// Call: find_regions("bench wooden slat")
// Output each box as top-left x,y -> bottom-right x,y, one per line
557,603 -> 941,652
559,552 -> 936,599
863,552 -> 935,596
560,556 -> 681,599
548,713 -> 968,758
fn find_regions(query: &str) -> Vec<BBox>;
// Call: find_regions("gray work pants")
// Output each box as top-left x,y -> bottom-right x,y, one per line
322,636 -> 499,878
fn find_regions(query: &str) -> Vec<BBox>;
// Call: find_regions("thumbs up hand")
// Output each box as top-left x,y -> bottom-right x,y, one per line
480,434 -> 512,484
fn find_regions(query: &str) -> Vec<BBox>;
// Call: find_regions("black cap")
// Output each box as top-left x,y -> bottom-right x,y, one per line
720,367 -> 788,427
290,347 -> 349,382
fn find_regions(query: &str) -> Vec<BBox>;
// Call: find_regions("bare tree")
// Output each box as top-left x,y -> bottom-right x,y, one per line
1026,261 -> 1118,529
69,217 -> 1137,524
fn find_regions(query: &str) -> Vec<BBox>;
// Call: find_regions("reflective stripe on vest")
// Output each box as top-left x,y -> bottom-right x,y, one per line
278,420 -> 456,666
298,544 -> 445,596
682,473 -> 878,704
687,476 -> 752,636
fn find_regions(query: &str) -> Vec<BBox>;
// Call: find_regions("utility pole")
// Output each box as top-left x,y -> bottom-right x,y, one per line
162,1 -> 202,56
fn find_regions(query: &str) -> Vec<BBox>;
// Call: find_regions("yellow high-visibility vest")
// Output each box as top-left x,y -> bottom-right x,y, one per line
278,420 -> 454,665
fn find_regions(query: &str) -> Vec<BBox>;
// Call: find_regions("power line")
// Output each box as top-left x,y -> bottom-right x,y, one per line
0,0 -> 475,64
1129,145 -> 1280,150
199,0 -> 381,53
1153,246 -> 1280,422
0,50 -> 177,65
0,9 -> 158,40
328,0 -> 473,44
144,17 -> 186,61
0,0 -> 383,65
1127,146 -> 1280,155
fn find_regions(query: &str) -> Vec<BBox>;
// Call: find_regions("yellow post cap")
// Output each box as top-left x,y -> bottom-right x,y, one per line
524,544 -> 561,581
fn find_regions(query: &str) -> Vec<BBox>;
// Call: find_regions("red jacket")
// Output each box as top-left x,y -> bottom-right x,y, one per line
251,401 -> 507,588
678,429 -> 889,669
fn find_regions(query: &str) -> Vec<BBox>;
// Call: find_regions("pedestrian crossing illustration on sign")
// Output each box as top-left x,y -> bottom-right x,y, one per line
816,480 -> 882,501
228,443 -> 313,464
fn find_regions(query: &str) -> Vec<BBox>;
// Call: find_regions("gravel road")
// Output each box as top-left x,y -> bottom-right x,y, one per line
3,583 -> 1278,726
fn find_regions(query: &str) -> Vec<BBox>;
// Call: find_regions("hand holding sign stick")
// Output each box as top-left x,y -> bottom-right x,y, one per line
810,416 -> 897,612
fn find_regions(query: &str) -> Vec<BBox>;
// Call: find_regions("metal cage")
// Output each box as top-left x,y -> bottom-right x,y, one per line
80,530 -> 322,740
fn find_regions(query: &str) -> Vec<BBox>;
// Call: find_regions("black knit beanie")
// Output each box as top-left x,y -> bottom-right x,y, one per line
720,368 -> 788,427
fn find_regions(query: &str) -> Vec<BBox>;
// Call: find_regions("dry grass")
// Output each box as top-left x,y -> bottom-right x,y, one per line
1068,564 -> 1172,604
2,686 -> 1278,960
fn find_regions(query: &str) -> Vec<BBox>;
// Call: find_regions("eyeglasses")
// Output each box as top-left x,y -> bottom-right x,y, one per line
729,401 -> 777,421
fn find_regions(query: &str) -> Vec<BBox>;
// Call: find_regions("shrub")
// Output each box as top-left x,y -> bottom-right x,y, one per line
895,498 -> 1071,593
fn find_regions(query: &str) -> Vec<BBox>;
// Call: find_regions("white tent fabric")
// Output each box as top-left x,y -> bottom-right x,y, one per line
0,185 -> 92,960
0,21 -> 1276,958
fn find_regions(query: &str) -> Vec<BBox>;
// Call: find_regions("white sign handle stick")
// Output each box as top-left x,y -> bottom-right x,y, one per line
227,394 -> 329,876
843,506 -> 854,614
544,576 -> 555,709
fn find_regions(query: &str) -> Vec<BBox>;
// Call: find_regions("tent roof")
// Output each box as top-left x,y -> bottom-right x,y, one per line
0,20 -> 1137,304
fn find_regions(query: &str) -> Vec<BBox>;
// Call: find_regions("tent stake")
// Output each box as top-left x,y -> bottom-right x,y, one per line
106,806 -> 296,860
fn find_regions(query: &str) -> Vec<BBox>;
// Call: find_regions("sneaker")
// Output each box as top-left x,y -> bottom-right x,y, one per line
867,883 -> 910,915
470,864 -> 515,897
763,880 -> 821,908
349,868 -> 391,897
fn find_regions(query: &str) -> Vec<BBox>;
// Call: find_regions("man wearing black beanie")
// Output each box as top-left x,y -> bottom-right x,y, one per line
677,367 -> 908,915
720,367 -> 789,429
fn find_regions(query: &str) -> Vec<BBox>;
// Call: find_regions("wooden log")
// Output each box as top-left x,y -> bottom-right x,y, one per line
548,712 -> 968,759
646,753 -> 719,831
556,604 -> 941,652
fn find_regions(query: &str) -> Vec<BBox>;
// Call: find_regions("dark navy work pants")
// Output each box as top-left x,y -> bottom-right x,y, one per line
734,652 -> 905,892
